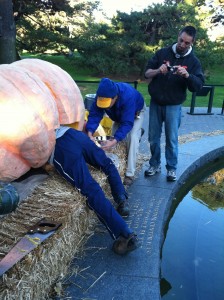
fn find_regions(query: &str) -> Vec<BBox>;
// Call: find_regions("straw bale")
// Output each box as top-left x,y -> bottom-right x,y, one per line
1,130 -> 221,299
0,141 -> 127,300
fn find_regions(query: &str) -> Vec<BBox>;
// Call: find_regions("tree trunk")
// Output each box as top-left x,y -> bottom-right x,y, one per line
0,0 -> 17,64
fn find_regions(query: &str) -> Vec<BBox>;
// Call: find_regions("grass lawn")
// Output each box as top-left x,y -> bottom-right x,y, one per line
24,54 -> 224,108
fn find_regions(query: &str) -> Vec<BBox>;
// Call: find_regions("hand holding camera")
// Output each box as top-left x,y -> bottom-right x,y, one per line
167,65 -> 179,73
163,61 -> 188,78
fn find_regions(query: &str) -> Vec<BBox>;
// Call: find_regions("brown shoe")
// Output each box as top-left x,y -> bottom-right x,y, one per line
112,233 -> 139,255
123,176 -> 134,186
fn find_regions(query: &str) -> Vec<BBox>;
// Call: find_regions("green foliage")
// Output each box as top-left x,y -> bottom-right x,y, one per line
71,12 -> 149,77
11,0 -> 224,110
14,0 -> 100,54
71,3 -> 220,77
27,54 -> 224,109
13,0 -> 224,82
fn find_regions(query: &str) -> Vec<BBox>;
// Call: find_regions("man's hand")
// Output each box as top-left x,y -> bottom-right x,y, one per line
101,139 -> 117,151
87,131 -> 95,142
175,66 -> 189,78
159,63 -> 169,74
145,64 -> 167,79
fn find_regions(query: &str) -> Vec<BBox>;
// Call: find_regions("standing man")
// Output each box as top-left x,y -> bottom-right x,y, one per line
144,26 -> 204,181
86,78 -> 145,186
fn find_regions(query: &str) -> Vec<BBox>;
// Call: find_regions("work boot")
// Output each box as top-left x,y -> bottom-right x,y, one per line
112,233 -> 139,255
116,194 -> 129,217
123,176 -> 134,186
117,201 -> 130,217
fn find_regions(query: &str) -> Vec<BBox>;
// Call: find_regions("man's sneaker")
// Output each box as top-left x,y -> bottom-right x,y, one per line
112,233 -> 139,255
167,170 -> 177,181
144,165 -> 161,177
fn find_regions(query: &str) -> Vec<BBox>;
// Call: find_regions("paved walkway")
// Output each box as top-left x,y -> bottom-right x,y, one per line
59,107 -> 224,300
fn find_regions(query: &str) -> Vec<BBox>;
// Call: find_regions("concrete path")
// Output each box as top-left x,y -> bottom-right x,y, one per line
59,107 -> 224,300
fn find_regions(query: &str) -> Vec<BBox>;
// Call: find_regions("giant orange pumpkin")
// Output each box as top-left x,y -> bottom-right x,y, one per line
0,59 -> 85,182
13,59 -> 85,128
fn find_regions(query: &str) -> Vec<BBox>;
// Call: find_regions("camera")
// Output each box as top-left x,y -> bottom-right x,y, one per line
94,136 -> 114,147
167,65 -> 178,73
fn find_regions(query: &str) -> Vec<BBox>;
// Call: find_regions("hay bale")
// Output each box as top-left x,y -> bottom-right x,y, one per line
0,142 -> 127,300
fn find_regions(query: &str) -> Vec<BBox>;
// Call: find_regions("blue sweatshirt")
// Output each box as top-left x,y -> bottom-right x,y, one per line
86,82 -> 145,142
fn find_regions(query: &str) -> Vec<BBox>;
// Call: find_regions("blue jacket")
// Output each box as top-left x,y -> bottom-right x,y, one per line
86,83 -> 145,142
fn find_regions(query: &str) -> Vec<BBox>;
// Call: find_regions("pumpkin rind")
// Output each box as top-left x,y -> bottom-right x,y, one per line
0,59 -> 85,182
0,66 -> 58,181
13,59 -> 85,129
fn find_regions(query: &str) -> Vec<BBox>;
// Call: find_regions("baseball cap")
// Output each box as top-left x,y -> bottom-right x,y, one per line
96,78 -> 118,108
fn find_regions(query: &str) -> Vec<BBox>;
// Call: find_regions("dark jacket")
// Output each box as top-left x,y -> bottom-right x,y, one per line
86,82 -> 145,142
145,45 -> 205,105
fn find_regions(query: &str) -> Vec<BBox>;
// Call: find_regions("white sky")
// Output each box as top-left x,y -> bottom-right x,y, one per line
97,0 -> 164,19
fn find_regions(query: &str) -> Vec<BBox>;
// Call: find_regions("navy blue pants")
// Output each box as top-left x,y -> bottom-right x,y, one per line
53,129 -> 132,240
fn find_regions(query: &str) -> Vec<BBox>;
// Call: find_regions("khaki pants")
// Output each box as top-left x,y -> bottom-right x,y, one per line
112,105 -> 146,177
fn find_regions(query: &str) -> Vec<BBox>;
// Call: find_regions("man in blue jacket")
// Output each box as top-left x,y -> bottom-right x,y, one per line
86,78 -> 145,186
49,126 -> 139,255
144,26 -> 204,181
